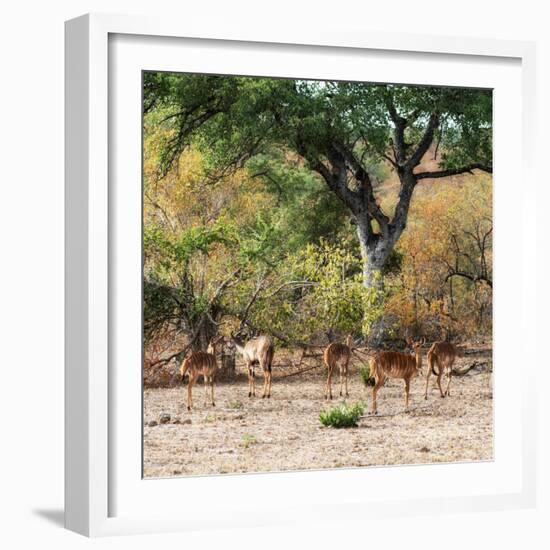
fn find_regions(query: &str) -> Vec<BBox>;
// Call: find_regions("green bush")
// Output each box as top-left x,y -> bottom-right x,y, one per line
359,366 -> 376,387
319,402 -> 364,428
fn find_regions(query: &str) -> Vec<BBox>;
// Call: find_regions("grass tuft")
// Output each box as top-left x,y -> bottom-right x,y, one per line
319,402 -> 364,428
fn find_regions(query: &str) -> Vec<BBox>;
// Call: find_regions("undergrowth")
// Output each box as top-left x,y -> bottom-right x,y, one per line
319,402 -> 365,428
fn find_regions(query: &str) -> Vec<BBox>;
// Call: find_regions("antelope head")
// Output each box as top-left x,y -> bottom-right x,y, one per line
207,335 -> 224,355
229,331 -> 246,354
406,336 -> 426,376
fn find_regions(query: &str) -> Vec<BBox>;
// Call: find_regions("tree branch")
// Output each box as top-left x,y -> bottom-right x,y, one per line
407,112 -> 439,168
385,95 -> 408,165
415,163 -> 493,180
238,275 -> 267,330
332,142 -> 390,236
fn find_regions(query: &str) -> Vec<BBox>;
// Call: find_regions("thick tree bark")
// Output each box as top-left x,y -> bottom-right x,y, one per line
355,218 -> 389,288
353,169 -> 417,290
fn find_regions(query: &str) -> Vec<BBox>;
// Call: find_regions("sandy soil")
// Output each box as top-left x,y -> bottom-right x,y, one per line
143,349 -> 493,478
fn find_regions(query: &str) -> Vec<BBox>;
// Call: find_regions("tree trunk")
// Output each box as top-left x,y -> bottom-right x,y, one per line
355,218 -> 390,290
221,342 -> 236,377
354,170 -> 416,290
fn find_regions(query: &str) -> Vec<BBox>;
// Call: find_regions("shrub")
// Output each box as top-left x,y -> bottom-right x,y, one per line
319,402 -> 364,428
359,366 -> 376,387
228,400 -> 243,410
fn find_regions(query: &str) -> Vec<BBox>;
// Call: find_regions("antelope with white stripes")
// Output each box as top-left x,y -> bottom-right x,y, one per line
369,337 -> 425,414
424,341 -> 458,399
180,336 -> 223,410
323,334 -> 353,400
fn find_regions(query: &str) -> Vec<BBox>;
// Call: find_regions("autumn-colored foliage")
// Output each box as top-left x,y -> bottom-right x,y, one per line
142,74 -> 492,373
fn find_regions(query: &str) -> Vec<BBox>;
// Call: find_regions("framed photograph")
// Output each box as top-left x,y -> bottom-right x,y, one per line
65,13 -> 536,536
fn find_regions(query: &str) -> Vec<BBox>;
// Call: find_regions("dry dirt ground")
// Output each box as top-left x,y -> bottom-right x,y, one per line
143,348 -> 493,478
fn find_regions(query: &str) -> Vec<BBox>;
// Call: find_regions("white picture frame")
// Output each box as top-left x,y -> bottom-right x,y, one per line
65,13 -> 537,537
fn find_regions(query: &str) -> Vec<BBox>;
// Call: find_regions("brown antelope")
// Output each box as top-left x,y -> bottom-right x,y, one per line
180,336 -> 222,411
425,341 -> 458,400
323,334 -> 353,400
369,337 -> 425,414
231,334 -> 275,398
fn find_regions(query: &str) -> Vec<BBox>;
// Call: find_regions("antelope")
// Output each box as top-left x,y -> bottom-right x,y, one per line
231,334 -> 275,398
323,334 -> 353,400
179,336 -> 222,411
425,341 -> 458,400
369,337 -> 425,414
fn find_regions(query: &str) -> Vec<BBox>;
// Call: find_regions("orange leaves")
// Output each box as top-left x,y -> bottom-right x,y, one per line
385,173 -> 492,339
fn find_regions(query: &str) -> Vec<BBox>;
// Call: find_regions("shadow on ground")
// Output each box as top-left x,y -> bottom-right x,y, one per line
33,508 -> 64,528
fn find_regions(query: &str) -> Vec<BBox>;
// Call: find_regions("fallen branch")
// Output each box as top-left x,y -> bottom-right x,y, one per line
452,361 -> 488,376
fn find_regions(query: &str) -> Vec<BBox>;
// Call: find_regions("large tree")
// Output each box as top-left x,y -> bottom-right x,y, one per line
144,74 -> 492,289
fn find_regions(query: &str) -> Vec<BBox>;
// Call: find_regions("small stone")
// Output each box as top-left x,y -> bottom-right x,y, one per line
172,418 -> 181,424
159,414 -> 171,424
147,420 -> 158,427
419,446 -> 430,453
182,419 -> 192,425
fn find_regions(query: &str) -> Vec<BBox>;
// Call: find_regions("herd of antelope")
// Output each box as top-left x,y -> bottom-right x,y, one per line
179,333 -> 458,414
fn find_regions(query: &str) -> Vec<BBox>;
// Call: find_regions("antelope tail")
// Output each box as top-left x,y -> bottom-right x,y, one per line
263,346 -> 275,372
180,357 -> 191,381
428,349 -> 439,376
369,356 -> 377,379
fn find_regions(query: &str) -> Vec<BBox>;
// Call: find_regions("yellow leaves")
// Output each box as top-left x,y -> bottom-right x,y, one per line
388,173 -> 492,338
144,146 -> 271,238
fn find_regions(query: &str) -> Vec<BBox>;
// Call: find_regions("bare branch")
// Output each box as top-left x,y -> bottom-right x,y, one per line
238,275 -> 268,331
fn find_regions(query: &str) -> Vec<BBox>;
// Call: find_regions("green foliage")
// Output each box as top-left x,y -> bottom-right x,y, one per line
359,366 -> 376,387
144,73 -> 492,183
319,402 -> 365,428
144,221 -> 234,280
284,239 -> 385,337
246,150 -> 349,251
143,281 -> 179,343
141,72 -> 493,354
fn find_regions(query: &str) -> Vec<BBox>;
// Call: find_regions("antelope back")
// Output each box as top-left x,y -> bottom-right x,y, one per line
430,341 -> 457,366
189,351 -> 217,374
375,351 -> 418,378
244,335 -> 274,363
324,342 -> 350,366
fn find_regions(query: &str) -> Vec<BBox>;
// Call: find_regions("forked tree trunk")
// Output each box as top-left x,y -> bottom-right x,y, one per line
355,219 -> 391,290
